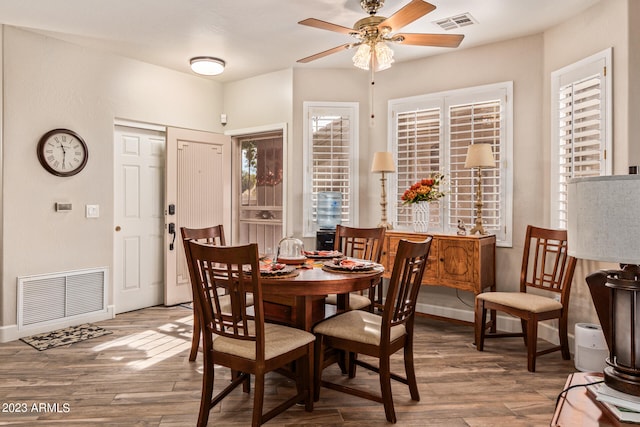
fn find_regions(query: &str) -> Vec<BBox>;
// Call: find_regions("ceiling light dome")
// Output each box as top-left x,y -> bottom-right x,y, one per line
189,57 -> 225,76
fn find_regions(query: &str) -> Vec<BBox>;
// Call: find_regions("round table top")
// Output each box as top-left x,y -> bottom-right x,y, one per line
260,264 -> 384,297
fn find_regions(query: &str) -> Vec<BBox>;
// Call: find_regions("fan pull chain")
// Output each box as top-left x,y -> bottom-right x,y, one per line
369,61 -> 375,127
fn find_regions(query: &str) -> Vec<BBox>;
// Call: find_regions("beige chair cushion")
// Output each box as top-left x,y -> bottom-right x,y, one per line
476,291 -> 562,313
215,293 -> 255,314
213,322 -> 314,360
325,293 -> 371,310
313,310 -> 406,346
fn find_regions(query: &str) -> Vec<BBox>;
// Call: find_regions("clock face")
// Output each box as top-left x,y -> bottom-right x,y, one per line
37,129 -> 88,177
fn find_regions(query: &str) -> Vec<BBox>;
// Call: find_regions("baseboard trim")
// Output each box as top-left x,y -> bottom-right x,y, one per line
0,305 -> 115,343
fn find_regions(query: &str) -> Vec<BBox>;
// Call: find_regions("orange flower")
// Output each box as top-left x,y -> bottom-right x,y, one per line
401,173 -> 445,205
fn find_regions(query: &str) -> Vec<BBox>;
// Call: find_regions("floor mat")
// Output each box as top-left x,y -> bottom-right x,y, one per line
20,323 -> 112,351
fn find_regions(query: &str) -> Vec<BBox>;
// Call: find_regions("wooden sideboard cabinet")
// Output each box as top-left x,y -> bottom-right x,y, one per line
380,231 -> 496,296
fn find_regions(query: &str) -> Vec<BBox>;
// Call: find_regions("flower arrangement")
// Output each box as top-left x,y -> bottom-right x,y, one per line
401,173 -> 445,205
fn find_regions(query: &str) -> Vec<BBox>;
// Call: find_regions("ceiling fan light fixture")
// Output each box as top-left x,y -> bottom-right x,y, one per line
353,43 -> 372,70
374,42 -> 394,70
189,56 -> 225,76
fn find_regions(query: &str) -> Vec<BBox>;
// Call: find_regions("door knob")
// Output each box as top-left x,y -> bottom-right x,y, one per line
115,226 -> 121,232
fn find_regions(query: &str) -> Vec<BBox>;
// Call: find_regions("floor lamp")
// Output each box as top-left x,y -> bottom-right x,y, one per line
371,152 -> 395,229
464,144 -> 496,235
568,175 -> 640,396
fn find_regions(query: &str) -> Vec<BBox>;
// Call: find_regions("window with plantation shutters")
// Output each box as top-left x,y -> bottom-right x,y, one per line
395,108 -> 442,226
390,82 -> 513,246
448,100 -> 503,235
303,102 -> 359,236
551,48 -> 612,229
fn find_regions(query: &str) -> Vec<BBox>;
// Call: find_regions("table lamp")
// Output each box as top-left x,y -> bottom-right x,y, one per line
464,144 -> 496,235
567,175 -> 640,395
371,151 -> 395,229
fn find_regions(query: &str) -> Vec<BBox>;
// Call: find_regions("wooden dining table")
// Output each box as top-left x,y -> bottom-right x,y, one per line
260,263 -> 384,331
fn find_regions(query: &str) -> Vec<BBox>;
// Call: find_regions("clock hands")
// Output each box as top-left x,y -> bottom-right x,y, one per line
59,141 -> 67,170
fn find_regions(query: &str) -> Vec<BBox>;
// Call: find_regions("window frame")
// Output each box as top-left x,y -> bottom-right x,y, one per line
302,101 -> 359,237
550,48 -> 612,230
388,81 -> 513,247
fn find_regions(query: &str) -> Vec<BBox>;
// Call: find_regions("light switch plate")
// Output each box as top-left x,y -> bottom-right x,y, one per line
86,204 -> 100,218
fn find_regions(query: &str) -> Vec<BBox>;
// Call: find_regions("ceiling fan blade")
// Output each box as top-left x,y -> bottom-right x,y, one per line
298,18 -> 355,35
378,0 -> 436,32
395,33 -> 464,48
297,44 -> 353,63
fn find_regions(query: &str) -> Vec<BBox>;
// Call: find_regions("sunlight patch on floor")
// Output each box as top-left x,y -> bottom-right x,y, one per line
91,318 -> 193,370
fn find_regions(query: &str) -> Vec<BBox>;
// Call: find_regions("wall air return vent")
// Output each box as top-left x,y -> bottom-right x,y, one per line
18,267 -> 108,329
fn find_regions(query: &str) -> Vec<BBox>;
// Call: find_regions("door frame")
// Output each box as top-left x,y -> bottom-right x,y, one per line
225,123 -> 288,243
112,119 -> 167,313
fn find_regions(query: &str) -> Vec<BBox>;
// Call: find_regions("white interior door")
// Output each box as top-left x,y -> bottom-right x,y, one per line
114,125 -> 166,314
165,127 -> 231,306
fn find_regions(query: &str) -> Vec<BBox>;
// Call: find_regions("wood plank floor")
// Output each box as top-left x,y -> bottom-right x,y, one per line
0,306 -> 576,426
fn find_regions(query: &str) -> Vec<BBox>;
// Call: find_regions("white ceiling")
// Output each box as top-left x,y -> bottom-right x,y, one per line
0,0 -> 600,83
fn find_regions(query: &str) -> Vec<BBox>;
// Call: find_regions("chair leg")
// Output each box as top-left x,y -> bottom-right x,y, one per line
189,308 -> 201,362
313,336 -> 324,402
347,352 -> 357,378
231,370 -> 250,393
404,340 -> 420,401
521,319 -> 529,347
526,318 -> 538,372
197,353 -> 214,427
474,299 -> 486,351
379,355 -> 396,423
304,344 -> 314,412
559,315 -> 571,360
252,372 -> 265,427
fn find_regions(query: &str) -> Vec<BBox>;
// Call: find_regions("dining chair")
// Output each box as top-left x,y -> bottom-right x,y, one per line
325,225 -> 386,311
474,225 -> 578,372
313,238 -> 432,423
182,225 -> 250,362
184,240 -> 315,427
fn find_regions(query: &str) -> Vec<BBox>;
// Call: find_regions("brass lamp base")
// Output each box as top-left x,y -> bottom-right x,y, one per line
469,217 -> 487,235
605,366 -> 640,397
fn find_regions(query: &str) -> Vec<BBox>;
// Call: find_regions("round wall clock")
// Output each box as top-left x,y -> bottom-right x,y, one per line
37,128 -> 88,177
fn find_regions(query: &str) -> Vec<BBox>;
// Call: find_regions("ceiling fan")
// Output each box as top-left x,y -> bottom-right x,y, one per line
297,0 -> 464,70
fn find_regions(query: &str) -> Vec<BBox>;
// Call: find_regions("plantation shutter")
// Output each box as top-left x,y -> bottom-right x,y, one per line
310,113 -> 353,229
395,108 -> 442,228
448,100 -> 502,234
551,49 -> 610,230
556,75 -> 605,228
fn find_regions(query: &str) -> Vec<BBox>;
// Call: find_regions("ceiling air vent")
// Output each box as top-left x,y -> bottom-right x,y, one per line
434,13 -> 477,31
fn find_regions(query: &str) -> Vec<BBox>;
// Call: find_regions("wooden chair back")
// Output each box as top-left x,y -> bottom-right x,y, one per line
521,225 -> 575,305
383,238 -> 432,333
181,225 -> 226,246
181,225 -> 228,362
185,241 -> 265,360
334,225 -> 386,263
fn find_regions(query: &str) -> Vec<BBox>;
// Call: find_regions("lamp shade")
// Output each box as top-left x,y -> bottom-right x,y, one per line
567,175 -> 640,264
371,152 -> 395,173
464,144 -> 496,168
190,57 -> 225,76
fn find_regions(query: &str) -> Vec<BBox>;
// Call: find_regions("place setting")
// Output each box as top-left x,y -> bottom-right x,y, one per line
321,257 -> 384,274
